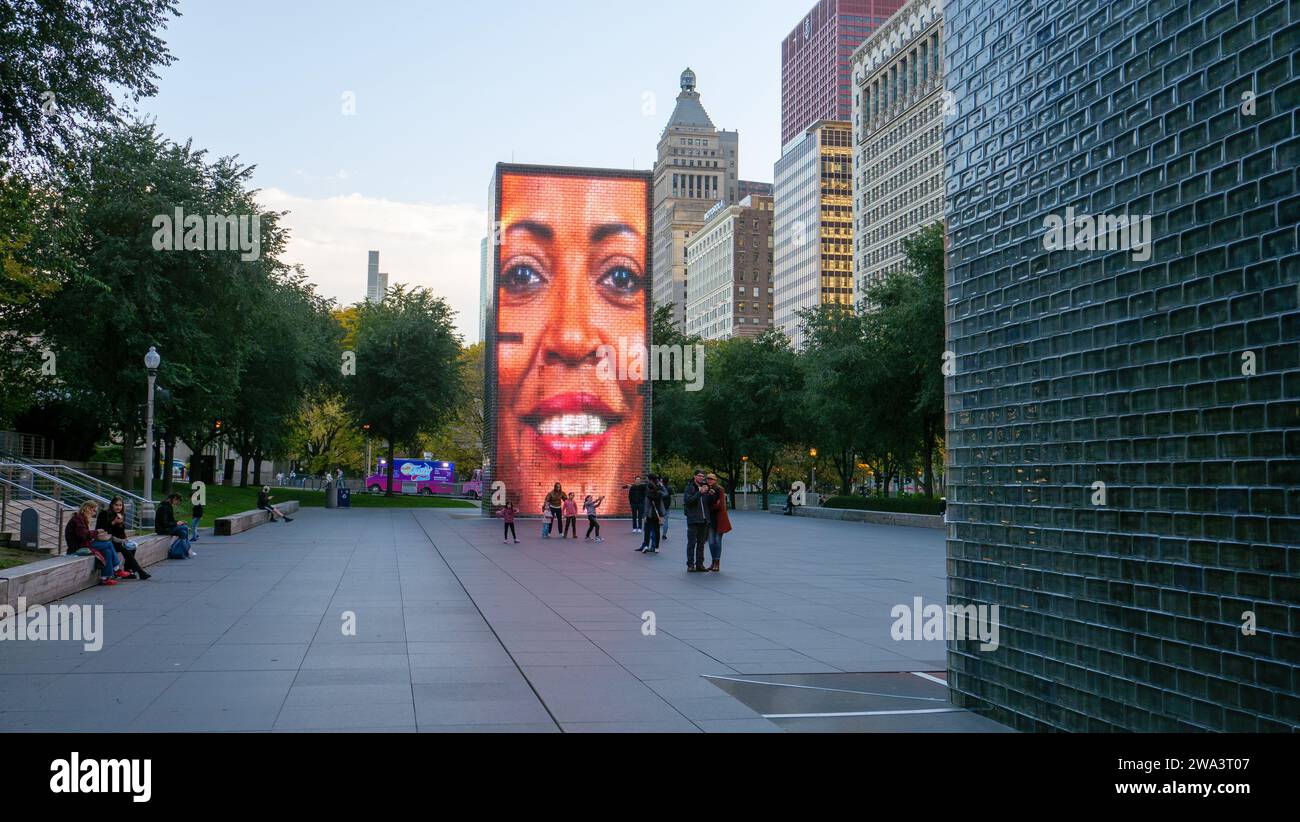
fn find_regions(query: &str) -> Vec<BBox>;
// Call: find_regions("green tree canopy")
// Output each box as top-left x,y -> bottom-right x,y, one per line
345,285 -> 464,495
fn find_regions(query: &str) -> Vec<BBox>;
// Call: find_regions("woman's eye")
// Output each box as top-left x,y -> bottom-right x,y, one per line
599,265 -> 642,296
502,263 -> 545,294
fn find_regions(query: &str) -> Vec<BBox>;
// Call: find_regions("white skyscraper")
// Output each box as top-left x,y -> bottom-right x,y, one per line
365,250 -> 388,304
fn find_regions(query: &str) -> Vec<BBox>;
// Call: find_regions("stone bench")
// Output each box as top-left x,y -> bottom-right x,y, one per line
770,505 -> 945,529
0,533 -> 173,612
213,500 -> 301,536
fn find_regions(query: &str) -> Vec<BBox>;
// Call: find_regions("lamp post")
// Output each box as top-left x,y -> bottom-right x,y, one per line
809,448 -> 817,500
143,346 -> 161,523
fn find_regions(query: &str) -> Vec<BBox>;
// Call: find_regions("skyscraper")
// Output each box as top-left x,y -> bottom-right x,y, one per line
652,69 -> 740,328
772,120 -> 854,348
365,250 -> 388,304
851,0 -> 945,297
684,194 -> 775,340
781,0 -> 905,148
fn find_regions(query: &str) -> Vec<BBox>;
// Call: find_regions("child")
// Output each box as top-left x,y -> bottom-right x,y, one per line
583,494 -> 605,542
190,499 -> 204,543
540,500 -> 552,538
562,492 -> 578,538
498,501 -> 519,543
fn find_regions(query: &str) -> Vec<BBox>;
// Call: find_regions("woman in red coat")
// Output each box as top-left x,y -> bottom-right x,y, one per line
705,473 -> 732,573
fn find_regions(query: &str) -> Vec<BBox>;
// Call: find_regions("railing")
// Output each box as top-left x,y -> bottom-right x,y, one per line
0,463 -> 116,554
28,464 -> 148,530
0,431 -> 53,461
0,473 -> 82,555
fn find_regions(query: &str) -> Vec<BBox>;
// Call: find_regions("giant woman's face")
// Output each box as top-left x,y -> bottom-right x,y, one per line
495,172 -> 647,515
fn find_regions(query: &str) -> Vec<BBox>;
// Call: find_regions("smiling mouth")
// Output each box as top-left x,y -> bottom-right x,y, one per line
523,394 -> 621,464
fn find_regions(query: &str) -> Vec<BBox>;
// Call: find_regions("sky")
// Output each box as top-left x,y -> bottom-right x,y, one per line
139,0 -> 802,343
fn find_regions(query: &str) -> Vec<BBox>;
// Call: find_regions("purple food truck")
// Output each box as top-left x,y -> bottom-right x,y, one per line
366,459 -> 456,495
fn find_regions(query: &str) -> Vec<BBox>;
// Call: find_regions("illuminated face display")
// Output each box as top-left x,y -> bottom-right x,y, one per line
490,167 -> 650,516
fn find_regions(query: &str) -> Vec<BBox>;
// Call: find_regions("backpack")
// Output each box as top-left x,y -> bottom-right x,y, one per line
167,537 -> 190,559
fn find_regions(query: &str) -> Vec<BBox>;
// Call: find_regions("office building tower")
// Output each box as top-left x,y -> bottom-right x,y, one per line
851,0 -> 944,297
684,194 -> 775,340
781,0 -> 905,147
772,120 -> 854,348
652,68 -> 741,328
365,250 -> 388,304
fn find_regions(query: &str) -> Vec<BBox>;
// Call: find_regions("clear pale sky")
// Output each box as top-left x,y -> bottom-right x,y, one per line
140,0 -> 803,342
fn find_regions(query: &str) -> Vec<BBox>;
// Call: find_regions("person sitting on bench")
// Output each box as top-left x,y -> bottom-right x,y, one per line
155,492 -> 194,558
258,486 -> 294,522
66,501 -> 124,585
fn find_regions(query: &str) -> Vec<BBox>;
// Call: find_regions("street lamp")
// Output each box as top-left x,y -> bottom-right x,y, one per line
143,346 -> 161,522
809,448 -> 817,498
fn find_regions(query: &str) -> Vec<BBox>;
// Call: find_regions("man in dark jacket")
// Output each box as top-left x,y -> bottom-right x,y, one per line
155,492 -> 192,558
682,469 -> 716,572
627,476 -> 646,533
637,474 -> 664,553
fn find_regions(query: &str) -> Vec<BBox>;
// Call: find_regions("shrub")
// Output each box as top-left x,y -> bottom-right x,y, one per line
821,494 -> 945,515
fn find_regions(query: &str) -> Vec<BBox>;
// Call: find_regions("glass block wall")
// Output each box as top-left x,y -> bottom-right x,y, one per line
943,0 -> 1300,731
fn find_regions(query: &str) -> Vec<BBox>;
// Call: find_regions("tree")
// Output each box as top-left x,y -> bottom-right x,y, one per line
799,305 -> 870,496
416,342 -> 485,477
0,0 -> 179,170
649,304 -> 702,465
731,330 -> 802,509
229,271 -> 341,486
863,222 -> 945,496
40,122 -> 270,491
344,286 -> 463,496
285,391 -> 364,476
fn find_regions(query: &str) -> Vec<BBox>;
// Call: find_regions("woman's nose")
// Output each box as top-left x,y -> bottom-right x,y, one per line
543,257 -> 602,367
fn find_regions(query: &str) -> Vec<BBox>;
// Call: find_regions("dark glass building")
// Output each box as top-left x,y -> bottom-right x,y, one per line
944,0 -> 1300,731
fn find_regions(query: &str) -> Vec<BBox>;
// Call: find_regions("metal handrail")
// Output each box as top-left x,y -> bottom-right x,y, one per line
30,463 -> 147,505
0,474 -> 76,554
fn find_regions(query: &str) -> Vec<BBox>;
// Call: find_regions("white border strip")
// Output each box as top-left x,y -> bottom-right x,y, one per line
763,708 -> 962,719
910,671 -> 947,686
703,674 -> 947,702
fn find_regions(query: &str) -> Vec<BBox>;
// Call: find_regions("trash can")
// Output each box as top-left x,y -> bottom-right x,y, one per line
324,480 -> 337,509
337,487 -> 351,508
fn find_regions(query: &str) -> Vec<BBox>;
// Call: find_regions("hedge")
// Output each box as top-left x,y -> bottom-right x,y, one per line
821,495 -> 945,515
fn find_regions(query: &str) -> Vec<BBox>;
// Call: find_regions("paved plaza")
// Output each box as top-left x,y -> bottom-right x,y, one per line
0,506 -> 1007,732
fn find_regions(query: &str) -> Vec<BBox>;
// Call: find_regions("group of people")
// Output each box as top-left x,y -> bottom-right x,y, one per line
62,492 -> 206,585
491,469 -> 733,573
276,468 -> 342,487
498,484 -> 607,542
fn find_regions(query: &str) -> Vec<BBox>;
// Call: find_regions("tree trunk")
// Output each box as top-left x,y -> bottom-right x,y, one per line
922,417 -> 936,498
122,422 -> 138,494
162,434 -> 176,495
385,440 -> 396,497
253,449 -> 264,486
238,433 -> 251,487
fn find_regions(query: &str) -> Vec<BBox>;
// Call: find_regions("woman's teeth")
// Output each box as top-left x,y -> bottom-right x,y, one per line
536,414 -> 608,437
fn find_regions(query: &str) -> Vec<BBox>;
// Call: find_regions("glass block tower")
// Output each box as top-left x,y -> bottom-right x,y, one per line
944,0 -> 1300,731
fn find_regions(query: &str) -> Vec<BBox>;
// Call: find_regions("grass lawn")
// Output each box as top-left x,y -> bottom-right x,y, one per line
0,545 -> 46,571
170,484 -> 476,522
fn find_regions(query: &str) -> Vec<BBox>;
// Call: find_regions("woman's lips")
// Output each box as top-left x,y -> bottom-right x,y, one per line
523,392 -> 622,465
